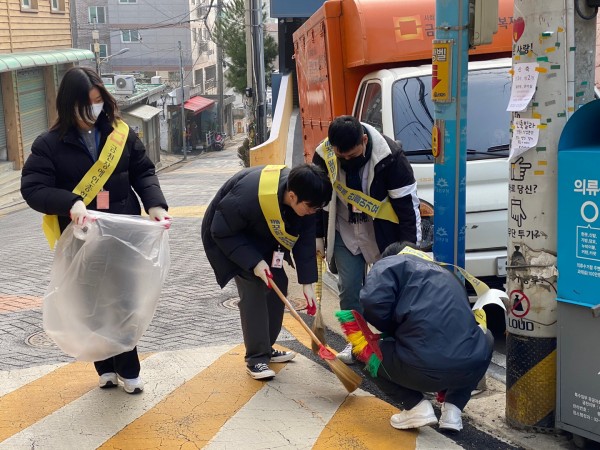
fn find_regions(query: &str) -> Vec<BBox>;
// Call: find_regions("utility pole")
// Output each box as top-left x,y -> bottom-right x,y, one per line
244,0 -> 255,146
504,0 -> 594,431
251,0 -> 267,145
216,0 -> 224,134
70,0 -> 78,48
178,40 -> 187,161
92,28 -> 101,75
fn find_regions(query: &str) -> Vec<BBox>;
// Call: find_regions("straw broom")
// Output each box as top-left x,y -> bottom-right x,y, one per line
310,253 -> 326,354
270,279 -> 362,393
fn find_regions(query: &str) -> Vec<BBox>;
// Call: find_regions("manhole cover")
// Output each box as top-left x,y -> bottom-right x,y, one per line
26,331 -> 57,349
221,296 -> 306,311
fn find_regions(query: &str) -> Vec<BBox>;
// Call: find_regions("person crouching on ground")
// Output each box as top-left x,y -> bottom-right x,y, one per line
360,242 -> 494,432
201,164 -> 333,380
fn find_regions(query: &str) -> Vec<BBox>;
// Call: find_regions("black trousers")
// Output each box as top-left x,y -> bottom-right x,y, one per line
369,330 -> 493,411
234,267 -> 288,366
94,347 -> 140,379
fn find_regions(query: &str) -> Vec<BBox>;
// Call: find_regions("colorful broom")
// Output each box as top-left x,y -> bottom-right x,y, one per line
270,281 -> 362,393
335,310 -> 383,377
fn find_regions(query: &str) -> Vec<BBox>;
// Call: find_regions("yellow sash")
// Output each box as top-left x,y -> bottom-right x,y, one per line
258,165 -> 299,251
318,139 -> 399,224
42,120 -> 129,249
398,247 -> 495,330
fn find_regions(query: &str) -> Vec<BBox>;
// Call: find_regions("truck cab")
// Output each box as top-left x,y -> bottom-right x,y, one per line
353,58 -> 512,287
293,0 -> 514,289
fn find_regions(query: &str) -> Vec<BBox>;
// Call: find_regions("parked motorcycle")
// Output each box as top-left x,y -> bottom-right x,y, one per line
213,132 -> 226,151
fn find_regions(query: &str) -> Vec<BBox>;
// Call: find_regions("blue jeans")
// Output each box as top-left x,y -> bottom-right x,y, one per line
333,231 -> 365,313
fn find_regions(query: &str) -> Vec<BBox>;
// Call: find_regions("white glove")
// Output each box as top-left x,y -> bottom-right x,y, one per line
316,238 -> 325,257
148,206 -> 172,222
303,284 -> 317,316
69,200 -> 88,225
253,260 -> 273,287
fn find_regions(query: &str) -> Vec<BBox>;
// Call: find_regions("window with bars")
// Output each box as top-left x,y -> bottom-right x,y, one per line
118,0 -> 137,3
121,30 -> 140,43
89,6 -> 106,24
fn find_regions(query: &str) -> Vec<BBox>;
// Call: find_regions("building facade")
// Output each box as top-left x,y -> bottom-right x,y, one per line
74,0 -> 218,93
0,0 -> 94,170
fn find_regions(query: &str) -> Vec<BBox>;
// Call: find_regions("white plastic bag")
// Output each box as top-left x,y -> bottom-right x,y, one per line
43,211 -> 170,361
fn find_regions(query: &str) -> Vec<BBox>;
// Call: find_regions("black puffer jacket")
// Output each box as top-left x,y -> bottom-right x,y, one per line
201,166 -> 317,288
21,113 -> 167,232
361,254 -> 492,372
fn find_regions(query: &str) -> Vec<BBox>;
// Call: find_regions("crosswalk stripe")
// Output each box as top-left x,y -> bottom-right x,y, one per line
281,313 -> 464,449
0,323 -> 465,449
0,361 -> 97,443
0,362 -> 67,397
0,346 -> 234,449
204,354 -> 351,449
313,395 -> 418,449
99,343 -> 284,449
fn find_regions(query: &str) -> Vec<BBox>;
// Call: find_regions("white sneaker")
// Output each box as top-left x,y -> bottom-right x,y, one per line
118,375 -> 144,394
270,349 -> 296,363
336,343 -> 355,365
98,372 -> 117,389
390,399 -> 438,430
439,402 -> 463,431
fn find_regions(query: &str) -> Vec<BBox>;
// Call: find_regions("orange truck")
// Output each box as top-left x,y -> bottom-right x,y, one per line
293,0 -> 515,287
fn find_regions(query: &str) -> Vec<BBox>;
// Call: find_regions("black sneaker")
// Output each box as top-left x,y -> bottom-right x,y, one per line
246,363 -> 276,380
270,348 -> 296,363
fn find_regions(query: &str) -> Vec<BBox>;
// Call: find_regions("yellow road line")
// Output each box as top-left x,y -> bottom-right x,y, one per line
99,344 -> 286,449
0,355 -> 151,443
142,205 -> 208,218
0,361 -> 96,442
282,314 -> 417,449
314,395 -> 418,449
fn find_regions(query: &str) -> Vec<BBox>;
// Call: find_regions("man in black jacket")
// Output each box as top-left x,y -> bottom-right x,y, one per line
201,164 -> 332,379
360,242 -> 494,432
312,116 -> 421,364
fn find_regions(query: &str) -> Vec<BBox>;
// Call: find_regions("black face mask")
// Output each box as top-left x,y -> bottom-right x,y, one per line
339,154 -> 368,172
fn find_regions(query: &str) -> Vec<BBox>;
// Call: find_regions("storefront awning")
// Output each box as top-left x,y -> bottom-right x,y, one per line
184,96 -> 215,115
0,48 -> 95,73
123,104 -> 161,121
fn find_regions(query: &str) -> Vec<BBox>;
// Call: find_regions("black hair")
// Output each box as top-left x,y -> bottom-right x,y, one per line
328,115 -> 364,153
287,164 -> 333,209
51,67 -> 120,137
381,241 -> 420,258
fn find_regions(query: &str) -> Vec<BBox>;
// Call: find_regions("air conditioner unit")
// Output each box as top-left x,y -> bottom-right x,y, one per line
114,75 -> 136,94
101,77 -> 113,85
151,75 -> 162,84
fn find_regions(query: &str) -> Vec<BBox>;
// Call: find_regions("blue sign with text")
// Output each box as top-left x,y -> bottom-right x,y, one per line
557,100 -> 600,308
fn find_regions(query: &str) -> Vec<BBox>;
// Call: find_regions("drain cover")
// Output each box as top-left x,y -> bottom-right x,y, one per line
221,296 -> 306,311
26,331 -> 57,349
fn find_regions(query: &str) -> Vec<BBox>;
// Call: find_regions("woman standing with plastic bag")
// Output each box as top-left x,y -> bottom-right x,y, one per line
21,67 -> 171,394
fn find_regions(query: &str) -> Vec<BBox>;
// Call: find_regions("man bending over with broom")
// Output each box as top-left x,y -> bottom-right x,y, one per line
201,164 -> 332,380
337,241 -> 494,431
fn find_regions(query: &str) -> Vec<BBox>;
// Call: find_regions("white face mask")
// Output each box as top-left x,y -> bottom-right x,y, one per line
91,102 -> 104,121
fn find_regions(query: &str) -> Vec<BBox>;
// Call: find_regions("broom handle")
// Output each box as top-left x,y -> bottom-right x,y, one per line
270,280 -> 324,348
315,253 -> 323,302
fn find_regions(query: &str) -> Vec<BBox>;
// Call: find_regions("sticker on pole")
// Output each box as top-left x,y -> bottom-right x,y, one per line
509,290 -> 530,318
432,40 -> 452,103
